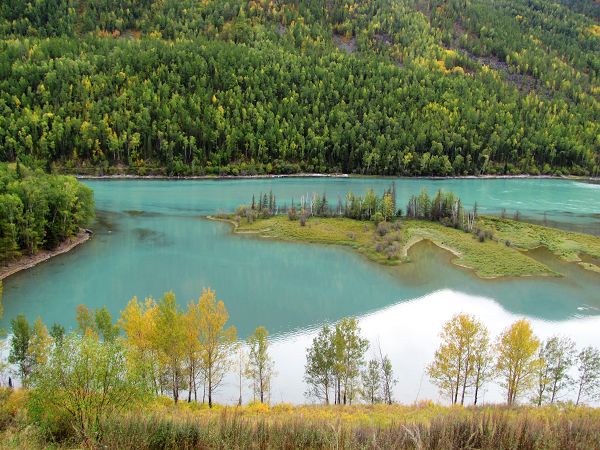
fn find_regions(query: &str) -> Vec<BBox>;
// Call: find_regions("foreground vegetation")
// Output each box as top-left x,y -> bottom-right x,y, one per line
1,284 -> 599,448
0,163 -> 95,263
2,396 -> 600,449
217,187 -> 600,278
0,0 -> 598,176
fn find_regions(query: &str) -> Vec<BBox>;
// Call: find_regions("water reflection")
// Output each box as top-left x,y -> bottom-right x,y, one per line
215,291 -> 600,406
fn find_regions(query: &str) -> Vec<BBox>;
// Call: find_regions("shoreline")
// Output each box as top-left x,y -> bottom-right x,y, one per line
75,173 -> 600,182
0,230 -> 92,281
208,215 -> 506,280
209,214 -> 600,279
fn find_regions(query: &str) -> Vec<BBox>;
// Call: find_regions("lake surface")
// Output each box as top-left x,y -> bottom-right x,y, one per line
2,178 -> 600,404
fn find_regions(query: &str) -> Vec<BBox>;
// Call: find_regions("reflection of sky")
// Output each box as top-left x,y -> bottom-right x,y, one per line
217,290 -> 600,406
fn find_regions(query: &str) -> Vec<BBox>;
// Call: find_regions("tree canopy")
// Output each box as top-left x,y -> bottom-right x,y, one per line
0,0 -> 597,176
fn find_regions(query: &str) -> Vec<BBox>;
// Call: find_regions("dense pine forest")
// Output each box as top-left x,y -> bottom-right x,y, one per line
0,0 -> 598,176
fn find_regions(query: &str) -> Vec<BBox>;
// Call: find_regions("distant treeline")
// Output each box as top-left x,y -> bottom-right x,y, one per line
0,163 -> 95,262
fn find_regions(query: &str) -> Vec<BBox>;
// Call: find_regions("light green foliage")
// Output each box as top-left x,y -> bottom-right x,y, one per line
361,359 -> 382,404
8,314 -> 31,385
76,304 -> 119,341
245,326 -> 275,404
305,318 -> 369,405
27,333 -> 151,442
575,347 -> 600,406
304,325 -> 336,405
532,336 -> 576,406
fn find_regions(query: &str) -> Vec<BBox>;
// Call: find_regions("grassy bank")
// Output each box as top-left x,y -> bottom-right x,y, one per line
2,390 -> 599,449
213,215 -> 600,279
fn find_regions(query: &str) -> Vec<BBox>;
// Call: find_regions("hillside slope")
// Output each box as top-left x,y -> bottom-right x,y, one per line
0,0 -> 598,176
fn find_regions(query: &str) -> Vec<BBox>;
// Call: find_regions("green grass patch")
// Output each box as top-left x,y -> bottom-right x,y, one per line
213,214 -> 600,279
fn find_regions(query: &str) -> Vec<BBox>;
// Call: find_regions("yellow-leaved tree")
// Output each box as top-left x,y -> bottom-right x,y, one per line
27,318 -> 52,368
152,292 -> 187,403
118,296 -> 161,395
427,314 -> 492,405
183,298 -> 203,402
496,319 -> 541,405
197,288 -> 237,408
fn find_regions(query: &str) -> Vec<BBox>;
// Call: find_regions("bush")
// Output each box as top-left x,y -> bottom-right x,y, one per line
372,212 -> 384,224
288,207 -> 298,221
376,221 -> 391,236
299,213 -> 307,227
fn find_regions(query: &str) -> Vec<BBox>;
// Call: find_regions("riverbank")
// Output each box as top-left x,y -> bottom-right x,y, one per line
212,215 -> 600,279
75,173 -> 600,181
0,230 -> 92,281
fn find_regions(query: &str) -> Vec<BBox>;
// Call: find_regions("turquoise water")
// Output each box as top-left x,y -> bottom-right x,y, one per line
1,178 -> 599,403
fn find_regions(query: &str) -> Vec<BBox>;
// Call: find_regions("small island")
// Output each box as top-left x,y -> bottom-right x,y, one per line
213,187 -> 600,279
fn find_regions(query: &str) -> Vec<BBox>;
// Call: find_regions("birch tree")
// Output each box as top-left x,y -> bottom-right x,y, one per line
496,319 -> 541,405
197,288 -> 237,408
245,326 -> 274,403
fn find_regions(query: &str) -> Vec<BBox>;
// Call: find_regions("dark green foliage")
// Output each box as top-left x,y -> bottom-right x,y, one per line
0,1 -> 597,176
49,323 -> 65,346
0,164 -> 95,261
249,185 -> 399,221
406,189 -> 477,232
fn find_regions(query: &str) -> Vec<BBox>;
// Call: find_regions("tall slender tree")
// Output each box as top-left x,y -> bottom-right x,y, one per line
496,319 -> 541,405
245,326 -> 274,403
575,346 -> 600,406
197,288 -> 237,408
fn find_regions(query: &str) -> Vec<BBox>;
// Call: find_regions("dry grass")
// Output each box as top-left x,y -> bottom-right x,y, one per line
3,388 -> 600,449
4,394 -> 600,449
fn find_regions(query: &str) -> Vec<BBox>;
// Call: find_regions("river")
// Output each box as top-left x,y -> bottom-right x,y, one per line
1,178 -> 599,404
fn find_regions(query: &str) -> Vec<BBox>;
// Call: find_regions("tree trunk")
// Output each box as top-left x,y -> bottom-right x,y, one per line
576,381 -> 583,406
473,367 -> 481,405
208,366 -> 213,408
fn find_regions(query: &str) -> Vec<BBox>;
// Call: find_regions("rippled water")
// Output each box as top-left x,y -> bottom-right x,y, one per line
1,178 -> 599,404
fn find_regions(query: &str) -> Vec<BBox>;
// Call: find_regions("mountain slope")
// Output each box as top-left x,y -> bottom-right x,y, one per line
0,0 -> 598,176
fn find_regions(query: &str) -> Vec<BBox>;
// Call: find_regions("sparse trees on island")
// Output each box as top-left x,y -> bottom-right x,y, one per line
237,186 -> 501,245
242,184 -> 402,223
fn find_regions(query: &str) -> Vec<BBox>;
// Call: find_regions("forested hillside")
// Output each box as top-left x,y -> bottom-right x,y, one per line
0,0 -> 598,176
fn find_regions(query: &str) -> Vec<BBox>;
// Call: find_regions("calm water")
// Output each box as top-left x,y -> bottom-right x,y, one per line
2,178 -> 600,404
